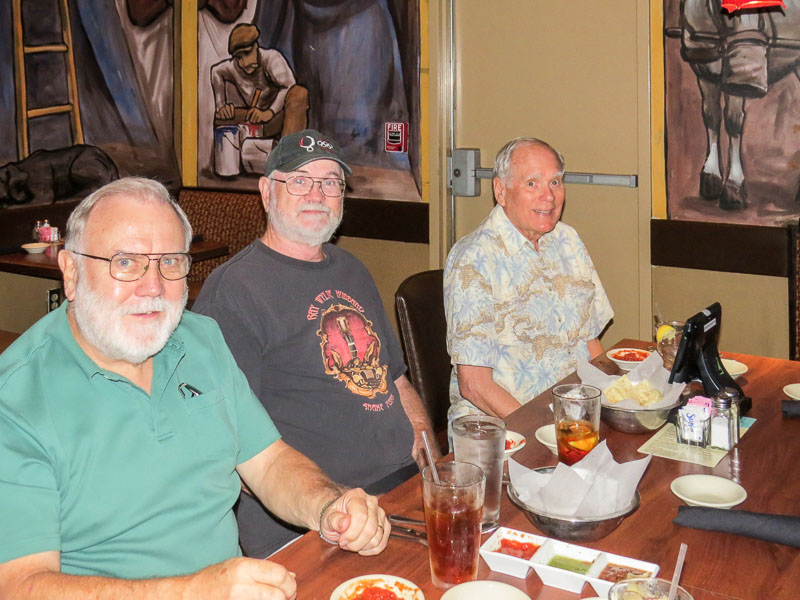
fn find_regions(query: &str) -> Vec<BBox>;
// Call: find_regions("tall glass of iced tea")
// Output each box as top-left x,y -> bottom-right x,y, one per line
422,461 -> 485,590
553,383 -> 602,466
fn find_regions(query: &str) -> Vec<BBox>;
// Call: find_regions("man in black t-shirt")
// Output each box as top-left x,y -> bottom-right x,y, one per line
193,129 -> 437,558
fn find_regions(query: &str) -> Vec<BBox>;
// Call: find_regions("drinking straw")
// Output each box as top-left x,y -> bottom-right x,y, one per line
668,542 -> 688,600
421,431 -> 440,484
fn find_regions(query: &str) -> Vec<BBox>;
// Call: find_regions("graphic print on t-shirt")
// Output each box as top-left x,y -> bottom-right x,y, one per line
314,300 -> 389,400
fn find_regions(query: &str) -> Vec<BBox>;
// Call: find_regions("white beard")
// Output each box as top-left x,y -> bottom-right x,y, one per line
268,197 -> 343,246
71,271 -> 187,365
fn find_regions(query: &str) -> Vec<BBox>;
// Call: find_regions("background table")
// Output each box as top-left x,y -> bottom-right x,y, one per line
271,340 -> 800,599
0,240 -> 229,280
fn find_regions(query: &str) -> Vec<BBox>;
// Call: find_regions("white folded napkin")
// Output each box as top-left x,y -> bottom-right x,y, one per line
509,441 -> 651,517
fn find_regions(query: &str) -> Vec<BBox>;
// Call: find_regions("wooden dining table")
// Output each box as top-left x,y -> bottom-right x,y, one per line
270,339 -> 800,600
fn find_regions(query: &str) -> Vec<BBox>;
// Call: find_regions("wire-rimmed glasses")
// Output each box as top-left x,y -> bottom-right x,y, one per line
72,251 -> 192,282
270,175 -> 346,197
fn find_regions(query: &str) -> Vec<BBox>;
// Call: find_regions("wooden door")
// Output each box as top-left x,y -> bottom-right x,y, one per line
431,0 -> 654,344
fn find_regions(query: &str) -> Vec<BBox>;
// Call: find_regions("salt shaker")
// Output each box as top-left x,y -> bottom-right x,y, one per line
32,220 -> 42,241
709,388 -> 740,450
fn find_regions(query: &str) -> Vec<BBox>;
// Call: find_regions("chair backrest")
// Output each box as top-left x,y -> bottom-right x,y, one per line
178,188 -> 266,284
791,220 -> 799,360
394,269 -> 451,435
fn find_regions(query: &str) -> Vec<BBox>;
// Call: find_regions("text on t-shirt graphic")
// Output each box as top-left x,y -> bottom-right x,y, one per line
311,289 -> 390,403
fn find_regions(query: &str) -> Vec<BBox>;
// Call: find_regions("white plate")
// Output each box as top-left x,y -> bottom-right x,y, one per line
504,430 -> 526,459
606,348 -> 651,372
721,358 -> 748,379
534,424 -> 557,454
783,383 -> 800,401
330,574 -> 424,600
441,580 -> 530,600
670,474 -> 747,509
21,242 -> 49,254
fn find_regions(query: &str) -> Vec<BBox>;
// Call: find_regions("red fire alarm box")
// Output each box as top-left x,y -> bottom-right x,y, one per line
385,122 -> 409,153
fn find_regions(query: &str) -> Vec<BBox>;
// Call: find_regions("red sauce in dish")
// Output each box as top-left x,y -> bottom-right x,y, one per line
505,438 -> 514,450
611,349 -> 649,362
497,537 -> 540,559
344,578 -> 417,600
353,587 -> 400,600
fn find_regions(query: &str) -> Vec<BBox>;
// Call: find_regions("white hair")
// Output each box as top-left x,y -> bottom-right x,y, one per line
65,177 -> 192,252
493,137 -> 565,185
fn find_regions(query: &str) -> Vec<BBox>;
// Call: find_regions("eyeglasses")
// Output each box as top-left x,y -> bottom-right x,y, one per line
72,251 -> 192,282
271,175 -> 346,198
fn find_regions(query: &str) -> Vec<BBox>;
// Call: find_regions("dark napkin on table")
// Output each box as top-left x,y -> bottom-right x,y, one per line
782,400 -> 800,418
674,506 -> 800,548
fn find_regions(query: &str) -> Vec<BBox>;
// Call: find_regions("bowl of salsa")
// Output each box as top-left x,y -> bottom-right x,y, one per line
606,348 -> 651,372
504,431 -> 526,459
330,575 -> 424,600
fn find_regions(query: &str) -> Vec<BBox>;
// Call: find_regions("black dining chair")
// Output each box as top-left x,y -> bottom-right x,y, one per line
394,269 -> 451,452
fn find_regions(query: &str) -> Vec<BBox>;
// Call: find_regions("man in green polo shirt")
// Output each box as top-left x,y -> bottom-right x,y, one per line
0,177 -> 390,599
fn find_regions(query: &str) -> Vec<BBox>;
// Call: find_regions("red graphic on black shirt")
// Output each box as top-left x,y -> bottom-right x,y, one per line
317,304 -> 388,399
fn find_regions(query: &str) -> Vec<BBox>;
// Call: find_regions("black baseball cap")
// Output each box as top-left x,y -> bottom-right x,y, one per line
265,129 -> 352,176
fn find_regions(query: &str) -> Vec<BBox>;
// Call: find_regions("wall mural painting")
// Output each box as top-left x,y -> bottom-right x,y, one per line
198,0 -> 422,202
0,0 -> 179,213
0,0 -> 421,223
664,0 -> 800,226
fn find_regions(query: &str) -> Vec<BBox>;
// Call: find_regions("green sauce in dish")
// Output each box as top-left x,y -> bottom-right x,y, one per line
547,554 -> 593,574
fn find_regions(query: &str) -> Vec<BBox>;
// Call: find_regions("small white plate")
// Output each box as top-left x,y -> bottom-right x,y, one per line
534,424 -> 557,455
721,358 -> 748,379
670,474 -> 747,509
21,242 -> 49,254
783,383 -> 800,401
606,348 -> 651,372
330,574 -> 424,600
504,430 -> 526,459
441,580 -> 530,600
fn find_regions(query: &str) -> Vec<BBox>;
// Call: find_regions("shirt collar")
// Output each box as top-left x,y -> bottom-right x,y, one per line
52,301 -> 185,382
490,204 -> 562,255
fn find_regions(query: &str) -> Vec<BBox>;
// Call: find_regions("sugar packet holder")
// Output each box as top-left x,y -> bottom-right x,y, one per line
676,400 -> 711,447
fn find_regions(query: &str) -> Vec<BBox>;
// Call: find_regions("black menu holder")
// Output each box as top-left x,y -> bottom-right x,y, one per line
669,302 -> 752,415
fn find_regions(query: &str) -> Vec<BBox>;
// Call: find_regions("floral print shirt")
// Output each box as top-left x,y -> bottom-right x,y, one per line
444,205 -> 613,414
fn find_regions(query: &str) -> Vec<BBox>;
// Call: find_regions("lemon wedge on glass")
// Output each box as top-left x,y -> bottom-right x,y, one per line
656,324 -> 676,343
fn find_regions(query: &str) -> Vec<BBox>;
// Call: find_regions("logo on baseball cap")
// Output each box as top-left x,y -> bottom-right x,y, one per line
265,129 -> 352,176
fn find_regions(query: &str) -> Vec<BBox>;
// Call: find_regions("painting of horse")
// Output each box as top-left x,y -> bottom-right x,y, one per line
664,0 -> 800,224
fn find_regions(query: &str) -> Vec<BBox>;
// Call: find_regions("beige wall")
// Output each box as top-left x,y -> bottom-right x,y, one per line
335,237 -> 430,335
0,273 -> 61,334
652,266 -> 789,359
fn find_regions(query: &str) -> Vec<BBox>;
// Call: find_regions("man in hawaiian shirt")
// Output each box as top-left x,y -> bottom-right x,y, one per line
444,137 -> 613,422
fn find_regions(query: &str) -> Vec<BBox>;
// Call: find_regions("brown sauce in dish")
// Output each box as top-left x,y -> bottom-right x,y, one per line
598,562 -> 652,583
